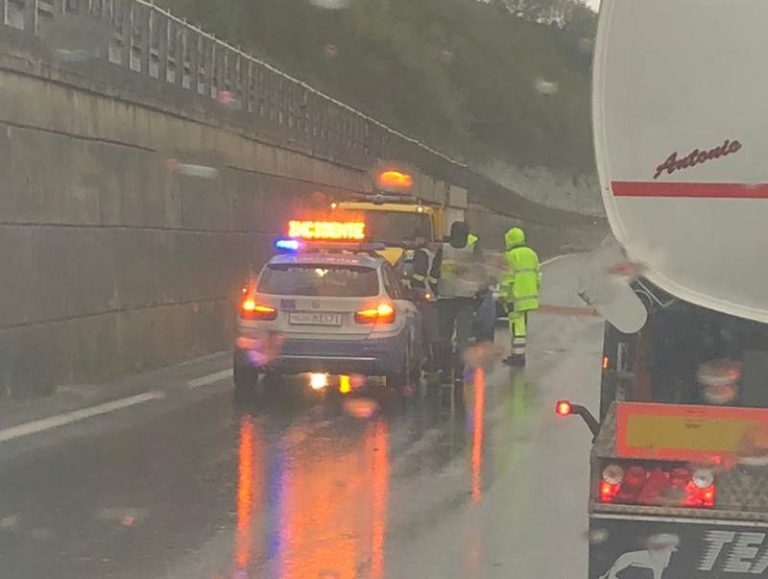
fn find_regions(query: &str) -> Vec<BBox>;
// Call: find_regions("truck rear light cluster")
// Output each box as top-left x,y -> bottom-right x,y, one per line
355,302 -> 396,325
240,299 -> 277,321
599,461 -> 715,508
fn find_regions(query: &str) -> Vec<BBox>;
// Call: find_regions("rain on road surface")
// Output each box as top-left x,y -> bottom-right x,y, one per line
0,254 -> 601,579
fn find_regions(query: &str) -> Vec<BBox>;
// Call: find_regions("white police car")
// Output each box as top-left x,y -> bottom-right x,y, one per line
234,231 -> 423,397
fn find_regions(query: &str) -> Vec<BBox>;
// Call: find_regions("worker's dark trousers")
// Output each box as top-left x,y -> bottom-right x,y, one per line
436,298 -> 475,374
416,301 -> 438,370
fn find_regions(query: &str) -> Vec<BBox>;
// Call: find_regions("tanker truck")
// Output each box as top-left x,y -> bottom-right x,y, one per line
558,1 -> 768,576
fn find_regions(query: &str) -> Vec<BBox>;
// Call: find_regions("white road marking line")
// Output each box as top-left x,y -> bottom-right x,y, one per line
186,369 -> 233,389
542,254 -> 569,266
0,391 -> 165,444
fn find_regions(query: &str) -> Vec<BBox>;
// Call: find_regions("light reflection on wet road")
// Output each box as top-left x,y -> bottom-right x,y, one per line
0,255 -> 601,579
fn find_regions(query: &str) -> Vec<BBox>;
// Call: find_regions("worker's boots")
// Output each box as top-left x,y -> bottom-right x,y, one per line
503,354 -> 526,368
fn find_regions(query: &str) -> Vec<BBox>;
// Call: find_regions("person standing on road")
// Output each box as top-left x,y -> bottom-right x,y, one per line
399,230 -> 440,371
501,227 -> 541,367
436,221 -> 485,383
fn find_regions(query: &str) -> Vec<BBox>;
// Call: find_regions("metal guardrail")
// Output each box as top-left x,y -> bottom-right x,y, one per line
0,0 -> 466,168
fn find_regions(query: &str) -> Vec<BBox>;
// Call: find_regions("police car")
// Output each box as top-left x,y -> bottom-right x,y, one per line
234,220 -> 424,397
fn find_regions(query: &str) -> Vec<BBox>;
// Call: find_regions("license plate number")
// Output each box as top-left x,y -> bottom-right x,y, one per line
289,312 -> 342,326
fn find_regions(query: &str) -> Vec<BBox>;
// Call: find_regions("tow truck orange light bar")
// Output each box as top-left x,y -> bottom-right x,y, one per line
288,220 -> 366,241
376,170 -> 414,192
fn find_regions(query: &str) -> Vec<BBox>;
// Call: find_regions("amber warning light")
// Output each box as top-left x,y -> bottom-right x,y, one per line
376,170 -> 414,191
288,220 -> 366,241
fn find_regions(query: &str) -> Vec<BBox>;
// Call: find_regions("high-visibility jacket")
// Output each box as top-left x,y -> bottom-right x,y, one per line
501,227 -> 541,312
401,247 -> 438,294
438,242 -> 484,298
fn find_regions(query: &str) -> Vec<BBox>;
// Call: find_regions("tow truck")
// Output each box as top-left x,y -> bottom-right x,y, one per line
331,170 -> 448,264
557,2 -> 768,577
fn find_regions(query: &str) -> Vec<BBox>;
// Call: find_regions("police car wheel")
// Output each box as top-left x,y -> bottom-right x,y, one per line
386,345 -> 411,392
409,346 -> 422,383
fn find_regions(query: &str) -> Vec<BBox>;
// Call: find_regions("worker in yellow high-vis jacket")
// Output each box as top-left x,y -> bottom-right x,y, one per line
501,227 -> 541,367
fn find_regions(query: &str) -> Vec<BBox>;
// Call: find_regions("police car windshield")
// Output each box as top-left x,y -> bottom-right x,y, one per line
258,264 -> 379,297
363,212 -> 431,244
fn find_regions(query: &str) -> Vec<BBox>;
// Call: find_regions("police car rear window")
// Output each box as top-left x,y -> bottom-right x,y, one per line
258,264 -> 379,297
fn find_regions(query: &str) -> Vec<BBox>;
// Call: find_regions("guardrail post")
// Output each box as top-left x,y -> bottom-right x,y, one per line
254,65 -> 263,117
171,20 -> 182,88
155,10 -> 167,81
268,72 -> 276,122
209,40 -> 217,97
138,3 -> 149,75
221,46 -> 230,97
188,29 -> 198,93
214,41 -> 224,99
25,0 -> 38,33
240,57 -> 250,113
119,0 -> 129,67
199,37 -> 211,96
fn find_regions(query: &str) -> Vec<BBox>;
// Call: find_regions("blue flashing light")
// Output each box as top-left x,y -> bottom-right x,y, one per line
275,238 -> 301,252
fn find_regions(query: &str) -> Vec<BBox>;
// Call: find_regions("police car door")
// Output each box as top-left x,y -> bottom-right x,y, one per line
382,264 -> 421,359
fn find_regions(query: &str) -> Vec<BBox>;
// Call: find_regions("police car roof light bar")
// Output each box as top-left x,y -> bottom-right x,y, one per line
275,238 -> 302,252
344,192 -> 425,206
274,238 -> 385,256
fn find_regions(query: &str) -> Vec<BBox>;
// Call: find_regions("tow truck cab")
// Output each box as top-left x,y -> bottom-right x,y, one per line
332,195 -> 444,265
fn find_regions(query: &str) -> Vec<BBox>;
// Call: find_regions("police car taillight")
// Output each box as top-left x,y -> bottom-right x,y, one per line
240,299 -> 277,321
355,303 -> 396,325
599,460 -> 715,508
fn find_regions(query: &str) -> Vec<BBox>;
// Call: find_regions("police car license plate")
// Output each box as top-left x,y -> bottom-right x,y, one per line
289,312 -> 342,326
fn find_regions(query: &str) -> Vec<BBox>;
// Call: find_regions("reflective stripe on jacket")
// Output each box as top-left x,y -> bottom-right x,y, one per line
402,247 -> 438,293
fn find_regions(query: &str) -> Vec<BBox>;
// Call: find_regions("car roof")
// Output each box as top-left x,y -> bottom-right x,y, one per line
268,251 -> 383,269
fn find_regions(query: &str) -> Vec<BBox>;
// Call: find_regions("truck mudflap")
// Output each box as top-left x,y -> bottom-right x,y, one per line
589,515 -> 768,578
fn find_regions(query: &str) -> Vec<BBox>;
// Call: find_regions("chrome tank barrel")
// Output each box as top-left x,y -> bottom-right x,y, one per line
593,0 -> 768,322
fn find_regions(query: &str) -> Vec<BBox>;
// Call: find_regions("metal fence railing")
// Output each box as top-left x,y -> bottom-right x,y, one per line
0,0 -> 465,169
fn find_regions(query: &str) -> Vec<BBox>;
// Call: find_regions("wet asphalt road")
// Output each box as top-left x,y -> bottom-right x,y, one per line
0,255 -> 602,579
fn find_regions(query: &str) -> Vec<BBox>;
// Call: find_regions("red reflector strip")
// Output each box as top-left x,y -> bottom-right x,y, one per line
612,181 -> 768,199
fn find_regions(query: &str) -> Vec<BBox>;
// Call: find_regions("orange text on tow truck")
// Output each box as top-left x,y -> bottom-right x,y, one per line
288,220 -> 366,241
